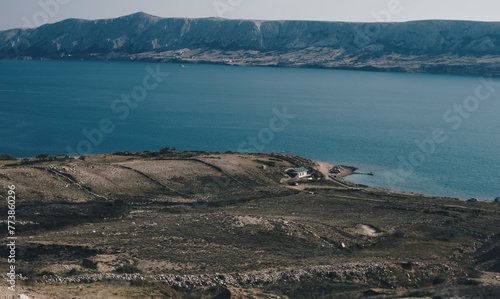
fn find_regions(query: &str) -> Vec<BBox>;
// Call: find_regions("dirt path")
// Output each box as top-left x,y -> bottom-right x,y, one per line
34,166 -> 108,200
316,161 -> 336,181
316,162 -> 358,188
288,184 -> 350,191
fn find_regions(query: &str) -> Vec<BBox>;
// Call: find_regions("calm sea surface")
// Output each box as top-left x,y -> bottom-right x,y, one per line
0,60 -> 499,200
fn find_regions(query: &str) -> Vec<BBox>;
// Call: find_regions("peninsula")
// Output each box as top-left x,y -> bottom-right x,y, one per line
0,151 -> 498,298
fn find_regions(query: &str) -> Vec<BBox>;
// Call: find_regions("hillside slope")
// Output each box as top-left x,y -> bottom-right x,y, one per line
2,12 -> 500,76
0,152 -> 499,298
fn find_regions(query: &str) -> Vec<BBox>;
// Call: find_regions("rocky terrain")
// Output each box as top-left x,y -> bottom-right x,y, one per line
2,12 -> 500,76
0,151 -> 499,298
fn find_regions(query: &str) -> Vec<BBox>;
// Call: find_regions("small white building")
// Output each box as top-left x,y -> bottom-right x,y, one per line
287,167 -> 310,178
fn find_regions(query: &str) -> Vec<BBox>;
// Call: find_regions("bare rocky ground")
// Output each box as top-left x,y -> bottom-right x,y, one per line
120,47 -> 500,77
0,151 -> 499,298
28,47 -> 500,78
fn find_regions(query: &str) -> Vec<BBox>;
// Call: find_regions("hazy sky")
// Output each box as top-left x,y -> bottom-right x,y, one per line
2,0 -> 500,30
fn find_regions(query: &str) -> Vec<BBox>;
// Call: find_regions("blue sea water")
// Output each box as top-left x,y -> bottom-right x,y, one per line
0,60 -> 499,200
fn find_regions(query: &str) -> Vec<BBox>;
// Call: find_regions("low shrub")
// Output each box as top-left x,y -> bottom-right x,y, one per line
115,262 -> 141,274
0,154 -> 14,160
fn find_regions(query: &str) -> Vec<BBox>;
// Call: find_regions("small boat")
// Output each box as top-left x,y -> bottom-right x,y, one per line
179,64 -> 185,68
368,172 -> 374,176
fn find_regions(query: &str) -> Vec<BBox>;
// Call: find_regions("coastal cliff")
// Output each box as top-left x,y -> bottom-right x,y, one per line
2,12 -> 500,76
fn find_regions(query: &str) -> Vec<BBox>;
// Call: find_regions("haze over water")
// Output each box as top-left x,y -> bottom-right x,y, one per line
1,60 -> 499,200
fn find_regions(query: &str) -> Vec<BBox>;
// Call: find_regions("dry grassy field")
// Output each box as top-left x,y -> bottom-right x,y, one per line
0,151 -> 499,298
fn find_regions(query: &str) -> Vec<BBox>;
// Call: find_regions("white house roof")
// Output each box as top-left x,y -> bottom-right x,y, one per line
289,167 -> 309,173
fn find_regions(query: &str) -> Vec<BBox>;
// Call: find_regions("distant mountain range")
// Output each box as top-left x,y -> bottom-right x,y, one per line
2,12 -> 500,76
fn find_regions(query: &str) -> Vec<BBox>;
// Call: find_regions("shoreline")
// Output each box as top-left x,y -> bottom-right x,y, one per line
2,58 -> 497,80
314,160 -> 495,203
1,151 -> 496,202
